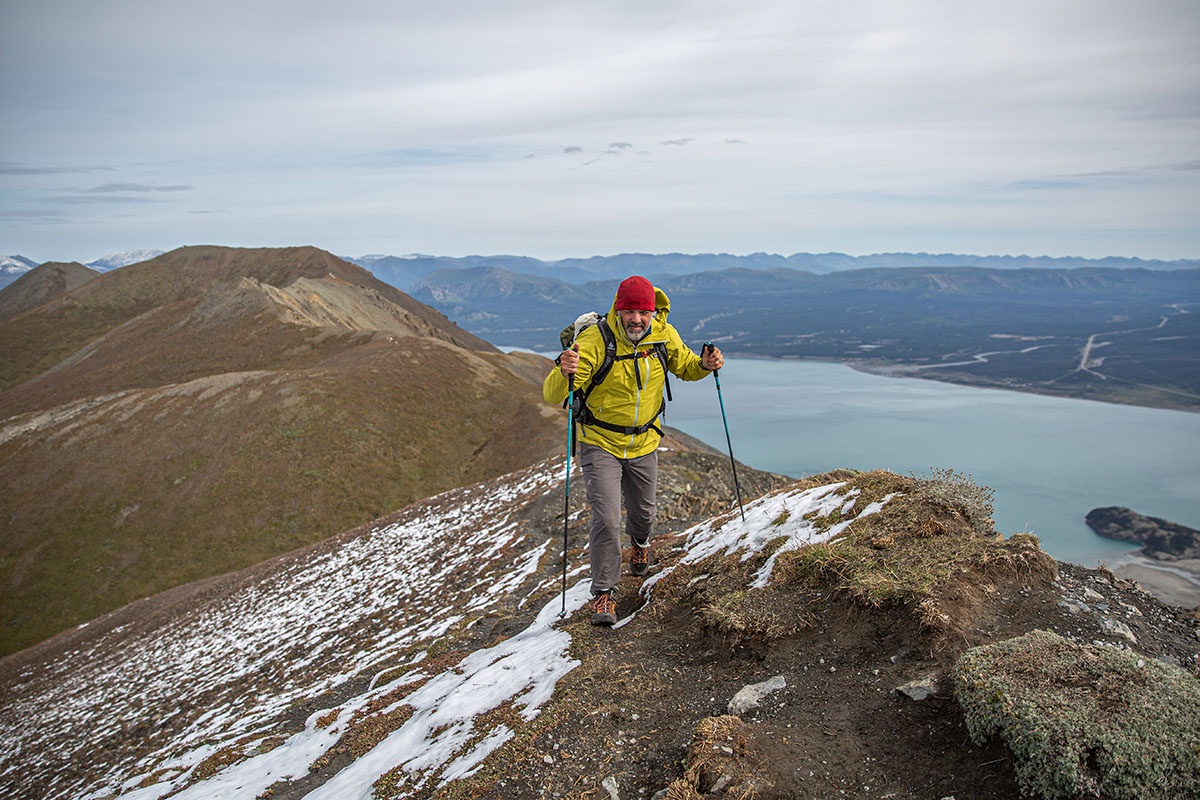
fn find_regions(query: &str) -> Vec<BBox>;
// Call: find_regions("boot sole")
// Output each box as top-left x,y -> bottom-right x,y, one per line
591,612 -> 617,626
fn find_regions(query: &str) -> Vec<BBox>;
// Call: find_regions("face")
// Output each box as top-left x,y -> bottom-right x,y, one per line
618,308 -> 654,341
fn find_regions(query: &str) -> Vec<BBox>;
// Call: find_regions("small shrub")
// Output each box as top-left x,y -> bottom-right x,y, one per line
911,467 -> 995,535
955,629 -> 1200,799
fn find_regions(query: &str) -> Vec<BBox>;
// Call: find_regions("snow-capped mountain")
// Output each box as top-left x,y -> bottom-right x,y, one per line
86,249 -> 165,271
1,255 -> 37,275
1,254 -> 36,270
0,255 -> 38,289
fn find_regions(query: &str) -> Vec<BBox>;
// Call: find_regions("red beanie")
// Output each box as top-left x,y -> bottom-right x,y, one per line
615,276 -> 655,311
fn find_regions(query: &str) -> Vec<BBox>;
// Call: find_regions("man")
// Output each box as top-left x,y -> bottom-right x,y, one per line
543,275 -> 723,625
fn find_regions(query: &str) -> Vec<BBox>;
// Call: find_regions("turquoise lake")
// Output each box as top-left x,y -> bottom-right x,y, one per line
656,358 -> 1200,569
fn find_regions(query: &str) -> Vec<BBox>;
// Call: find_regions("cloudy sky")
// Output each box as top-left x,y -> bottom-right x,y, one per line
2,0 -> 1197,263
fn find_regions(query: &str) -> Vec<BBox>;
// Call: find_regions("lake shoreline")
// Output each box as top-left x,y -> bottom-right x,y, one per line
718,352 -> 1199,414
1110,555 -> 1200,610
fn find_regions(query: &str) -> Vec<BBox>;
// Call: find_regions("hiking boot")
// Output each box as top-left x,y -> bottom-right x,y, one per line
590,591 -> 617,626
631,540 -> 650,577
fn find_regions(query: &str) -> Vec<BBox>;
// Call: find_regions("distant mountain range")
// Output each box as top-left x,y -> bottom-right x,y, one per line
5,249 -> 1196,292
344,251 -> 1200,290
407,263 -> 1200,412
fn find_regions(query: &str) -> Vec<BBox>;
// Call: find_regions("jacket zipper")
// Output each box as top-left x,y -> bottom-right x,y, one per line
619,323 -> 663,459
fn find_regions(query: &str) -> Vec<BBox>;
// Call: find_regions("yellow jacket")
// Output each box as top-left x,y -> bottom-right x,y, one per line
543,284 -> 712,459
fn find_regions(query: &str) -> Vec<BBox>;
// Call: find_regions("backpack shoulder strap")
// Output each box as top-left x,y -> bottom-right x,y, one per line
653,341 -> 672,401
585,317 -> 618,393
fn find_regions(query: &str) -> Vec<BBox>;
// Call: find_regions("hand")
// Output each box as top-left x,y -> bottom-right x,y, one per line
559,344 -> 579,376
701,345 -> 723,371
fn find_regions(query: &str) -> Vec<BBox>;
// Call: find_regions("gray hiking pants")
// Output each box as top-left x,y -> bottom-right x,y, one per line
578,443 -> 658,595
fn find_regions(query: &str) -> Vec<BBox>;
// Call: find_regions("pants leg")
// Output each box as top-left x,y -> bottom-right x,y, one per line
579,444 -> 660,595
579,444 -> 623,595
622,450 -> 658,547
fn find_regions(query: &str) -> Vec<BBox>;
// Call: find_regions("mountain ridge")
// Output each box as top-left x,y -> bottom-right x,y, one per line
349,250 -> 1200,286
2,455 -> 1195,800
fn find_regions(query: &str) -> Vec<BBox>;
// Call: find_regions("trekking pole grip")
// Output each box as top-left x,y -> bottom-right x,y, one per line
702,341 -> 719,377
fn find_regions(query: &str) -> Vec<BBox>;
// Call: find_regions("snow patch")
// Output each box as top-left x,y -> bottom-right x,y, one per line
303,581 -> 591,800
679,482 -> 900,588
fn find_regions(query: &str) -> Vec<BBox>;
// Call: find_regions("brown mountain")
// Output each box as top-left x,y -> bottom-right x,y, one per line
0,260 -> 99,322
0,245 -> 496,411
0,245 -> 563,655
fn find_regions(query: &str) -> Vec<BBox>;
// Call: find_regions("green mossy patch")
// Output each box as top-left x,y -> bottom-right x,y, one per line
955,629 -> 1200,799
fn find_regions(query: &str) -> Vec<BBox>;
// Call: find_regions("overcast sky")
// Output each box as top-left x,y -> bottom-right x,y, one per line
2,0 -> 1197,263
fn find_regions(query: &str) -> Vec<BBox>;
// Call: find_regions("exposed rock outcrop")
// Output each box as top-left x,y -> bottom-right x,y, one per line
1086,506 -> 1200,561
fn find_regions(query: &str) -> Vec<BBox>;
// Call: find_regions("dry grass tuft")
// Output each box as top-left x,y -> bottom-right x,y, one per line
654,468 -> 1056,650
665,715 -> 768,799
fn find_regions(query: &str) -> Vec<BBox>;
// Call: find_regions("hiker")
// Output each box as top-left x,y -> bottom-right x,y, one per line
543,275 -> 723,625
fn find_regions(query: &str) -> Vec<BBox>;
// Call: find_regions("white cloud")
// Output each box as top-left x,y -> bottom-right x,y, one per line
1,0 -> 1197,260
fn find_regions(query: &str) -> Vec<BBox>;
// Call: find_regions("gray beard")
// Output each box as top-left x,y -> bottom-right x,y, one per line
624,321 -> 650,342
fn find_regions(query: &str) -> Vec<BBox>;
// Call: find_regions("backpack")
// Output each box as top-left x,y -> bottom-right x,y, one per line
558,312 -> 673,449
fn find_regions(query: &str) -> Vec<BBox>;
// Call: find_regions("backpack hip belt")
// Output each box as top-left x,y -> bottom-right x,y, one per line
576,399 -> 666,439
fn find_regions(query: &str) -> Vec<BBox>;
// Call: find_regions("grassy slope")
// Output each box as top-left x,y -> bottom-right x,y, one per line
0,337 -> 559,654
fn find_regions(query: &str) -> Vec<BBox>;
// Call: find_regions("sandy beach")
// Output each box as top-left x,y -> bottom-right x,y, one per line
1110,556 -> 1200,610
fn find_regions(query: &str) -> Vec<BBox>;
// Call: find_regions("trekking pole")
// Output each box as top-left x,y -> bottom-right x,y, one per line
559,374 -> 574,618
703,343 -> 745,522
